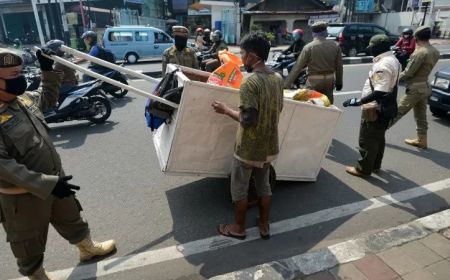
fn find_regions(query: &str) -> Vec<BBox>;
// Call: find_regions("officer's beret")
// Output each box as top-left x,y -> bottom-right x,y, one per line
172,26 -> 189,37
0,48 -> 23,68
369,34 -> 390,46
414,26 -> 431,38
311,21 -> 328,33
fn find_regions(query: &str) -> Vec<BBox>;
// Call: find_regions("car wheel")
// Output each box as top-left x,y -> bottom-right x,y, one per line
348,47 -> 358,57
430,106 -> 448,118
125,53 -> 138,64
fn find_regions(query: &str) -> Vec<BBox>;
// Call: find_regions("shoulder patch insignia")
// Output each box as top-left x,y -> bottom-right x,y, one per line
18,96 -> 33,107
0,113 -> 13,124
373,71 -> 385,82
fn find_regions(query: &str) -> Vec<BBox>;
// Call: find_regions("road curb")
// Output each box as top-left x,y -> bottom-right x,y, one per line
209,209 -> 450,280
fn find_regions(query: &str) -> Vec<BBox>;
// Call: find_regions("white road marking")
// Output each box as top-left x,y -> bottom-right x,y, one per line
211,209 -> 450,279
12,178 -> 450,280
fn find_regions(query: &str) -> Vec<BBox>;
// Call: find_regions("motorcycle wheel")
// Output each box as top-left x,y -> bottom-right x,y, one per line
108,75 -> 128,98
87,95 -> 112,124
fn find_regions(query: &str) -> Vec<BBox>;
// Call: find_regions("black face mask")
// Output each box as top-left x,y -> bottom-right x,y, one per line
3,75 -> 27,96
174,37 -> 188,51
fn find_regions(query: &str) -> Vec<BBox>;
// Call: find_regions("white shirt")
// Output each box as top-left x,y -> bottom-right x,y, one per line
361,51 -> 401,109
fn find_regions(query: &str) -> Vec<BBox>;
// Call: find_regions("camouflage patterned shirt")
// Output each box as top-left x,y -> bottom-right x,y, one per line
234,70 -> 284,166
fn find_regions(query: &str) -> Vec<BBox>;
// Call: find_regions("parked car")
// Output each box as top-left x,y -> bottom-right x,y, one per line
429,66 -> 450,118
102,26 -> 174,64
327,23 -> 399,57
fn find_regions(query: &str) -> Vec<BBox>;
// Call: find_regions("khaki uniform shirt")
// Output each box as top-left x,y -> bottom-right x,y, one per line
54,61 -> 78,86
285,38 -> 343,88
162,46 -> 199,76
400,43 -> 440,85
361,51 -> 401,110
0,71 -> 62,199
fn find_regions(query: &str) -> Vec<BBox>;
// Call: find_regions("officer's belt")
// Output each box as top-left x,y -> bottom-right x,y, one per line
0,186 -> 28,195
308,73 -> 335,80
407,81 -> 429,87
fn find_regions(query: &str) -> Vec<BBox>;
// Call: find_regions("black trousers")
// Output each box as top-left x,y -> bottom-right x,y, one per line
357,119 -> 388,175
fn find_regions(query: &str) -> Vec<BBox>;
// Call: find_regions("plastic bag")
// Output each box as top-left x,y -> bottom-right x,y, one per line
218,50 -> 243,66
207,62 -> 243,89
290,89 -> 331,107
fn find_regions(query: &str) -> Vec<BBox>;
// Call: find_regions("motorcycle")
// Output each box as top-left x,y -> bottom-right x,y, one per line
21,48 -> 38,65
44,79 -> 112,124
23,66 -> 41,91
268,51 -> 307,89
83,68 -> 128,98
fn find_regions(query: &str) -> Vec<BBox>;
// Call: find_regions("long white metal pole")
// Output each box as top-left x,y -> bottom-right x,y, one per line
60,45 -> 161,83
34,47 -> 178,108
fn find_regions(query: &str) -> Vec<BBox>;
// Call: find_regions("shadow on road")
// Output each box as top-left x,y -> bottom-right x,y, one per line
326,139 -> 359,165
386,143 -> 450,170
49,121 -> 118,149
160,171 -> 365,278
108,95 -> 136,109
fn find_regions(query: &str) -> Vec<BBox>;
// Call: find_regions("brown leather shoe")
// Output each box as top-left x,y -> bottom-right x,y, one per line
346,166 -> 367,177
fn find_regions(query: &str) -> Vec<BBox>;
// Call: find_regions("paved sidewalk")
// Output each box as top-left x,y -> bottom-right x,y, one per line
210,209 -> 450,280
298,230 -> 450,280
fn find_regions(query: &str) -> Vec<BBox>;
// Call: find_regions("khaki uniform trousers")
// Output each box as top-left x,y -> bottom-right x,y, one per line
0,193 -> 89,276
391,85 -> 431,135
307,74 -> 335,104
357,119 -> 388,175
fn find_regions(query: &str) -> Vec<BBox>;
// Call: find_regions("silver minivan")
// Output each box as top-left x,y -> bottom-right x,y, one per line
102,26 -> 173,64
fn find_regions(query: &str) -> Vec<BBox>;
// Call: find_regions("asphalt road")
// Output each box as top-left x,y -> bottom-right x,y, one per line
1,60 -> 450,280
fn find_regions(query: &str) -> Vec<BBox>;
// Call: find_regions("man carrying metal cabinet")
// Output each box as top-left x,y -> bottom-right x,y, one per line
211,32 -> 283,240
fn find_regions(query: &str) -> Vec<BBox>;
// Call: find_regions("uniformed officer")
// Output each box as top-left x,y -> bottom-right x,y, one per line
201,30 -> 229,72
389,26 -> 440,149
162,25 -> 199,76
342,35 -> 401,177
45,39 -> 78,93
0,49 -> 116,280
284,21 -> 343,104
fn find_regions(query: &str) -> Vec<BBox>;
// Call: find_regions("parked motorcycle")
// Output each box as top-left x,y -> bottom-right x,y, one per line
268,51 -> 307,89
44,79 -> 112,124
83,68 -> 128,98
23,66 -> 41,91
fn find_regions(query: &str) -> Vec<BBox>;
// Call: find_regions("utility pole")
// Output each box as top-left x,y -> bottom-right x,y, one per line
58,0 -> 70,45
31,0 -> 45,45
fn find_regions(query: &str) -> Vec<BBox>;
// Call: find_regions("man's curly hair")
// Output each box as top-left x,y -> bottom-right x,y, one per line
240,32 -> 271,61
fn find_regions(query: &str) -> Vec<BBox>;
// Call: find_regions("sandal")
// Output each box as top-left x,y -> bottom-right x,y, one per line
256,218 -> 271,240
217,224 -> 246,240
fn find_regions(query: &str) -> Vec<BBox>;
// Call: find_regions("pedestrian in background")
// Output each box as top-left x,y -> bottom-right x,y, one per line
195,27 -> 206,50
211,32 -> 283,240
343,35 -> 401,177
284,21 -> 343,104
0,48 -> 116,280
162,26 -> 199,76
389,26 -> 440,149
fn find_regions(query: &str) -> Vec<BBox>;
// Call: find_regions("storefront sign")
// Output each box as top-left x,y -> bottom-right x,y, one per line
308,14 -> 340,25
